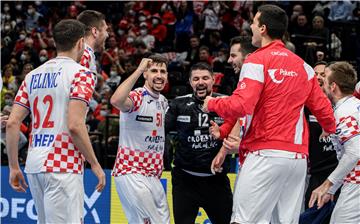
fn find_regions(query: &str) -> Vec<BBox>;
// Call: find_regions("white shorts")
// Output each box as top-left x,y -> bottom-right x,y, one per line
27,172 -> 84,224
231,150 -> 307,224
114,174 -> 170,224
330,182 -> 360,224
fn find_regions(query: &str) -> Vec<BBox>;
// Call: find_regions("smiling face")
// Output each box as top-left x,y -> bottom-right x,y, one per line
228,43 -> 245,74
144,63 -> 168,94
250,12 -> 263,47
314,64 -> 326,87
94,20 -> 109,51
322,67 -> 335,104
190,69 -> 214,100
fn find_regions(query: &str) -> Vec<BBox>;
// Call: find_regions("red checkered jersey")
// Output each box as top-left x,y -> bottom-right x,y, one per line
354,81 -> 360,100
14,56 -> 95,174
208,40 -> 336,155
80,44 -> 97,74
332,96 -> 360,184
112,87 -> 168,178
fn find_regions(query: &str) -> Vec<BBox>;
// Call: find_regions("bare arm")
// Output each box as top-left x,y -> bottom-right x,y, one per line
110,58 -> 152,112
68,100 -> 105,192
6,104 -> 29,192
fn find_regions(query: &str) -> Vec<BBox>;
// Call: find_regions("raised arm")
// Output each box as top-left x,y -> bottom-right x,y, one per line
110,58 -> 152,112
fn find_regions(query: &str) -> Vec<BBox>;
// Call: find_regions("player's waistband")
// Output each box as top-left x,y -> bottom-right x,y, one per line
250,149 -> 307,159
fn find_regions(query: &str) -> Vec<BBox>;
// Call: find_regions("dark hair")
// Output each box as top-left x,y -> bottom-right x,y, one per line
199,45 -> 209,53
230,36 -> 257,56
314,61 -> 327,67
326,61 -> 358,94
257,4 -> 288,39
189,62 -> 213,77
53,19 -> 85,52
149,54 -> 169,67
77,10 -> 105,36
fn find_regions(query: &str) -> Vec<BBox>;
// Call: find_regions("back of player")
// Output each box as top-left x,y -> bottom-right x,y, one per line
7,19 -> 105,224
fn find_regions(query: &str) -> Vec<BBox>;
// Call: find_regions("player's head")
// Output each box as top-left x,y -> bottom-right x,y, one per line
144,54 -> 168,94
53,19 -> 86,62
77,10 -> 108,52
228,36 -> 257,74
251,4 -> 288,47
313,61 -> 327,87
323,61 -> 357,104
189,63 -> 215,100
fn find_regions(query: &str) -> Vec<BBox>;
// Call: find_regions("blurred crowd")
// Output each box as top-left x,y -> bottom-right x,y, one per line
1,0 -> 360,168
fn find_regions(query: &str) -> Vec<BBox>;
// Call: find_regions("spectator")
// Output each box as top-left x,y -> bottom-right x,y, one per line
25,4 -> 43,33
328,0 -> 354,21
137,22 -> 155,50
198,46 -> 213,66
209,31 -> 229,57
38,48 -> 48,64
150,13 -> 167,43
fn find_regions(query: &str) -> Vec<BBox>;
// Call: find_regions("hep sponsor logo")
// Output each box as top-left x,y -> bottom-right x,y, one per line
268,69 -> 298,84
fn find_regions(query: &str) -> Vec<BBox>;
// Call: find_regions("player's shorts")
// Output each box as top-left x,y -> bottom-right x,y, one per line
231,149 -> 307,224
330,182 -> 360,223
27,172 -> 84,224
114,174 -> 170,224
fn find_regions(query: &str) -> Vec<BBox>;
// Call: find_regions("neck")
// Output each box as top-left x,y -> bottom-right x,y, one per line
261,36 -> 276,48
57,51 -> 77,61
334,93 -> 352,104
84,37 -> 96,52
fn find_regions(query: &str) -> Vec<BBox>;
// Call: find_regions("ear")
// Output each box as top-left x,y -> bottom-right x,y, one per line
91,27 -> 97,38
260,24 -> 266,34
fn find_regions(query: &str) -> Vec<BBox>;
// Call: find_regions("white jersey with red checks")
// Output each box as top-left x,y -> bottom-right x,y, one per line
14,56 -> 95,174
112,87 -> 168,178
80,43 -> 97,74
332,96 -> 360,184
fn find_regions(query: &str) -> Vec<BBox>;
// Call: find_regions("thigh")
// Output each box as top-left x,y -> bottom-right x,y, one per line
231,153 -> 295,224
43,173 -> 84,224
271,158 -> 307,224
171,168 -> 199,224
115,174 -> 170,224
27,173 -> 46,224
330,183 -> 360,224
201,175 -> 233,224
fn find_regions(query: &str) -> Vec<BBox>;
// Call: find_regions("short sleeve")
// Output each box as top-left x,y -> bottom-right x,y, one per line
14,80 -> 30,110
337,115 -> 360,143
128,89 -> 144,113
70,70 -> 96,105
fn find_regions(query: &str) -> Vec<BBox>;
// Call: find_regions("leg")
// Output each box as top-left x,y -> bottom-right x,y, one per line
330,183 -> 360,224
201,174 -> 233,224
172,168 -> 200,224
115,174 -> 170,224
271,158 -> 307,224
231,153 -> 300,224
27,173 -> 46,224
43,173 -> 84,223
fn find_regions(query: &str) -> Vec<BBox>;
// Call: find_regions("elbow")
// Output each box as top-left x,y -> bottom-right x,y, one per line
110,96 -> 118,108
68,121 -> 82,136
6,119 -> 19,131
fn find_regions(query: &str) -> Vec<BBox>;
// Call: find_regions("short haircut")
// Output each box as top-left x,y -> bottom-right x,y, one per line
199,46 -> 209,53
149,54 -> 169,67
326,61 -> 358,95
230,36 -> 257,56
257,4 -> 288,40
53,19 -> 85,52
77,10 -> 105,36
189,62 -> 213,78
314,61 -> 327,67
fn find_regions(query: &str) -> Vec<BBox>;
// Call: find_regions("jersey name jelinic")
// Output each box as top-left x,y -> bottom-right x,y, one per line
112,87 -> 168,178
14,57 -> 95,174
